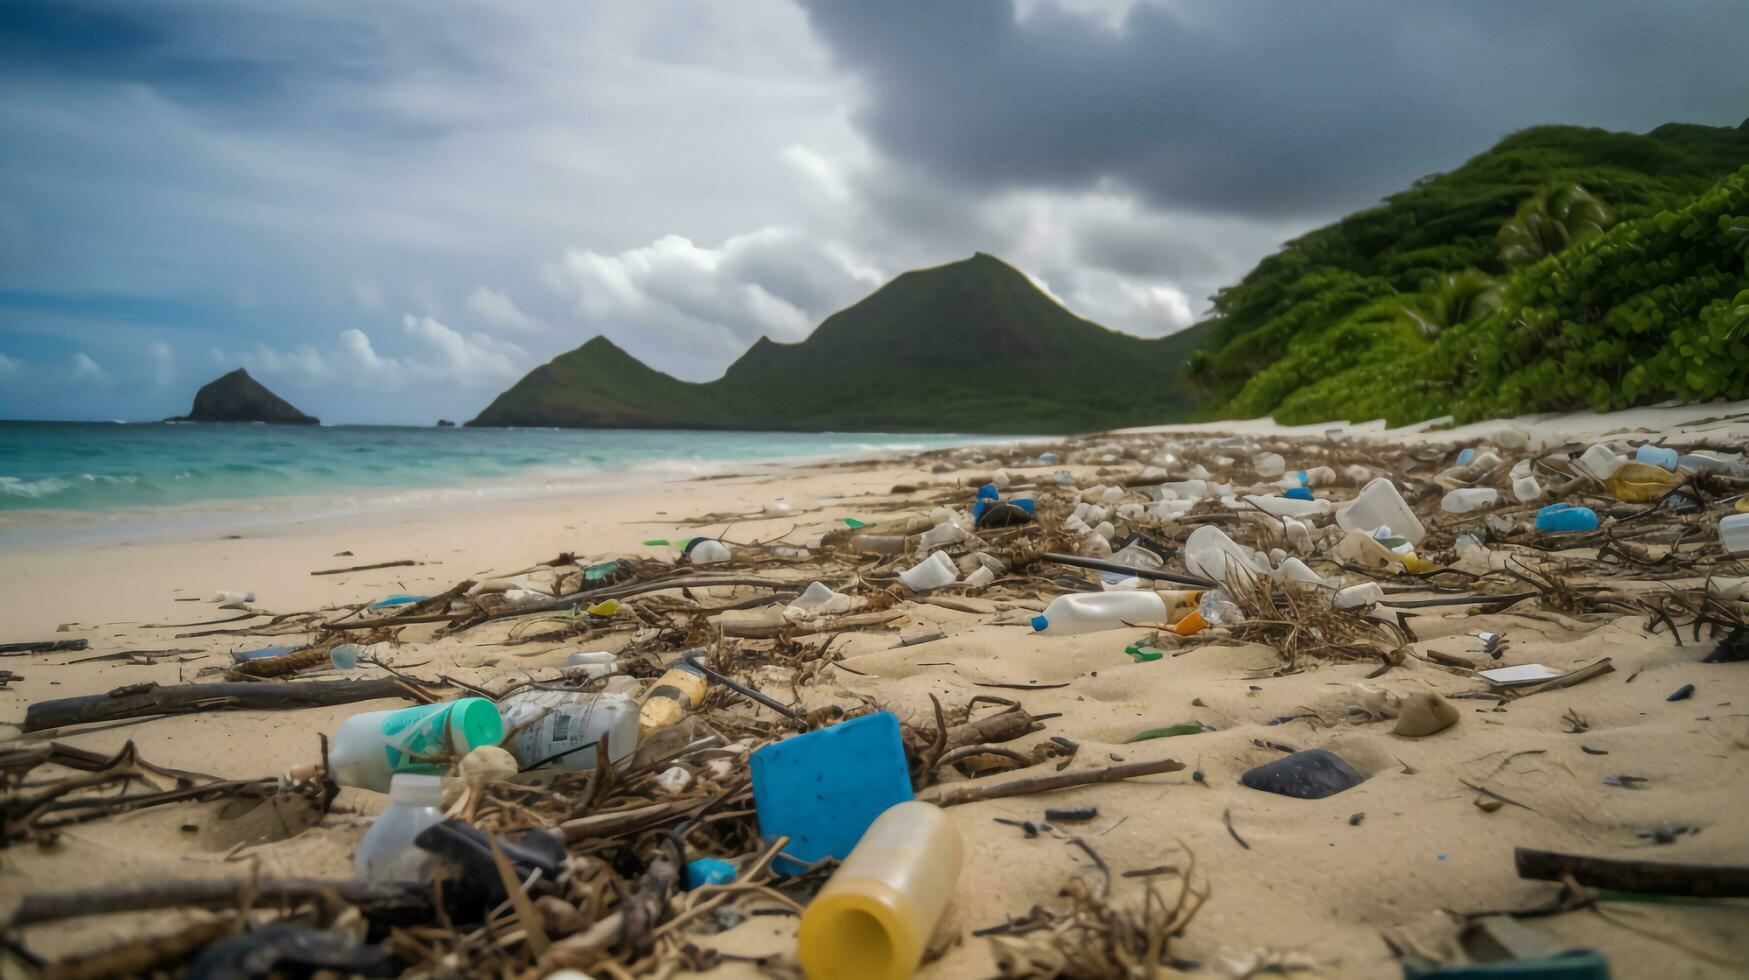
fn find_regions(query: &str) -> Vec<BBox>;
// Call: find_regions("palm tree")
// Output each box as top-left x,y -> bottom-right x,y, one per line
1398,270 -> 1501,339
1498,184 -> 1612,267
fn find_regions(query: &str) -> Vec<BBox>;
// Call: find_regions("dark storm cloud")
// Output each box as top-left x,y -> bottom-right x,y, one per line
797,0 -> 1749,218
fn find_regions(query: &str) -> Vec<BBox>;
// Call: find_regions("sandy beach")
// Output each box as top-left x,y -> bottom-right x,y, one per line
3,403 -> 1747,978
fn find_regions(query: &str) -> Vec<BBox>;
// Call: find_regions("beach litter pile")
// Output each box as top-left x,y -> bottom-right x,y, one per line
3,423 -> 1748,977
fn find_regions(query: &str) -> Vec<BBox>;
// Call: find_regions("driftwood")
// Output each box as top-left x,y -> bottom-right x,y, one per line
41,916 -> 239,980
231,646 -> 333,678
557,800 -> 697,843
0,639 -> 87,656
1515,847 -> 1749,898
7,877 -> 431,927
717,609 -> 903,639
311,558 -> 417,576
23,677 -> 435,732
924,757 -> 1184,807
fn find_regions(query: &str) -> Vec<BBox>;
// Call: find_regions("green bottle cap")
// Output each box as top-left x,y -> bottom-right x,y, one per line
449,697 -> 506,751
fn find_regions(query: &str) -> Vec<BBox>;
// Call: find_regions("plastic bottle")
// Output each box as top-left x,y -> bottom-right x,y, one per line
638,662 -> 709,737
1333,582 -> 1384,610
1635,445 -> 1678,471
797,801 -> 963,980
963,565 -> 995,588
355,773 -> 444,881
1031,589 -> 1200,635
501,690 -> 639,772
898,550 -> 958,591
564,650 -> 620,677
330,642 -> 390,671
1274,557 -> 1326,587
916,521 -> 972,553
1337,478 -> 1426,544
686,538 -> 731,564
1243,494 -> 1332,519
214,590 -> 254,605
1606,462 -> 1684,503
1441,488 -> 1498,514
1722,514 -> 1749,555
329,698 -> 504,793
1535,504 -> 1599,534
848,533 -> 908,556
786,581 -> 853,618
1512,475 -> 1544,502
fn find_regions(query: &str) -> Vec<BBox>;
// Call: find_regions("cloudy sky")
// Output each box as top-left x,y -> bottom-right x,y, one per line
1,0 -> 1742,423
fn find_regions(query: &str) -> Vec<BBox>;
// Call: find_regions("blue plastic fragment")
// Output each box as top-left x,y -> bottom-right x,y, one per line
1013,498 -> 1036,514
1535,503 -> 1598,534
978,482 -> 1000,501
685,857 -> 737,889
231,645 -> 298,663
1456,448 -> 1476,466
369,594 -> 426,608
1284,487 -> 1315,501
1402,949 -> 1610,979
750,711 -> 914,874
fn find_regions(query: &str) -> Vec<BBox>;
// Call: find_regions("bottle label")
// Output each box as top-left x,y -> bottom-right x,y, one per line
378,702 -> 458,773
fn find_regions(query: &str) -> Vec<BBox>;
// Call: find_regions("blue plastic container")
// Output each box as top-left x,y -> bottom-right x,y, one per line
1536,503 -> 1598,534
1634,444 -> 1678,471
977,482 -> 1000,501
1456,448 -> 1476,466
231,645 -> 298,664
750,712 -> 914,874
1284,487 -> 1315,501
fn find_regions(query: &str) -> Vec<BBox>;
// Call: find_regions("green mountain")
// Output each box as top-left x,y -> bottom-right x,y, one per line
1190,121 -> 1749,424
470,253 -> 1215,433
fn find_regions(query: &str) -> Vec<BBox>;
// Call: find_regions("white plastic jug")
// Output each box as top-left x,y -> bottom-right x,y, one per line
355,773 -> 444,882
1511,475 -> 1544,502
1031,590 -> 1198,635
917,522 -> 968,552
898,550 -> 958,591
1441,488 -> 1498,514
1337,478 -> 1426,544
501,690 -> 639,772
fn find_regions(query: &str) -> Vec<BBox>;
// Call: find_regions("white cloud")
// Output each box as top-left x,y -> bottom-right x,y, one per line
466,286 -> 544,333
542,228 -> 882,376
70,352 -> 106,382
147,340 -> 175,387
230,315 -> 525,391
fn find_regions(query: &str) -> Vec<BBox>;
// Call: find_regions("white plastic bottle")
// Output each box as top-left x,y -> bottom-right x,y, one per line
687,539 -> 731,564
1441,488 -> 1498,514
1333,582 -> 1385,610
1183,524 -> 1261,582
917,523 -> 968,552
355,773 -> 444,882
329,698 -> 504,793
1512,475 -> 1544,502
1577,444 -> 1624,482
500,690 -> 640,772
1031,590 -> 1199,635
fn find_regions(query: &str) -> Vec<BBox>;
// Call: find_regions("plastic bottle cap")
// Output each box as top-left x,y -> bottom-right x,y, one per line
388,772 -> 444,805
1031,614 -> 1049,632
450,697 -> 507,753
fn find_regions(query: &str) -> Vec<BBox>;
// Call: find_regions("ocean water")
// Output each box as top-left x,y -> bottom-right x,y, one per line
0,421 -> 999,525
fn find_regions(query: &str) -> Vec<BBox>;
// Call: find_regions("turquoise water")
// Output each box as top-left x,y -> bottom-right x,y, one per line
0,421 -> 991,514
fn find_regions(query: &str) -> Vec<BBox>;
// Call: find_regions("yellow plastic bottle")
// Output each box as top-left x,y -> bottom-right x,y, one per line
638,662 -> 709,738
797,801 -> 963,980
1606,461 -> 1684,503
